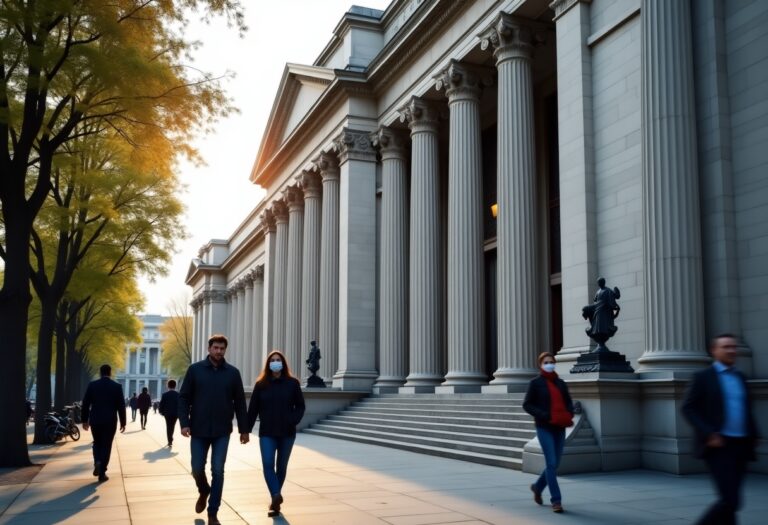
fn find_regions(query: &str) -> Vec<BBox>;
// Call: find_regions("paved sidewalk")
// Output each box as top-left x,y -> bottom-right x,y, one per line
1,414 -> 766,524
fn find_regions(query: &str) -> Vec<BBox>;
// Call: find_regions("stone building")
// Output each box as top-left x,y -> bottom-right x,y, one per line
116,314 -> 168,400
186,0 -> 767,473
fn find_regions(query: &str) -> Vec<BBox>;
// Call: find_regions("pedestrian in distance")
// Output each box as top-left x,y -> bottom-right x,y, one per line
159,379 -> 180,448
137,387 -> 152,429
248,350 -> 306,517
81,364 -> 127,482
523,352 -> 574,513
153,401 -> 159,414
179,334 -> 249,525
129,393 -> 138,422
682,333 -> 760,525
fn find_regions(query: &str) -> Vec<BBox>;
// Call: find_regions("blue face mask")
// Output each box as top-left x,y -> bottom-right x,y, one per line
269,361 -> 283,372
541,363 -> 556,373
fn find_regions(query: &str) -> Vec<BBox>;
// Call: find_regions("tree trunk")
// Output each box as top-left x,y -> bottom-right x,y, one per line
32,294 -> 57,444
0,208 -> 33,466
64,302 -> 82,403
54,302 -> 67,409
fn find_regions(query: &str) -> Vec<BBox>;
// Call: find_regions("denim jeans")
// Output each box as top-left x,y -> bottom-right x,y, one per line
259,435 -> 296,497
191,435 -> 230,514
533,426 -> 566,504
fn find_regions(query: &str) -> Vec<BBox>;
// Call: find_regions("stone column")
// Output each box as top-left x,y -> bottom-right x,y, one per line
332,129 -> 379,390
251,266 -> 265,383
638,0 -> 708,371
547,0 -> 599,373
284,185 -> 304,374
435,61 -> 487,391
272,200 -> 289,352
371,127 -> 409,392
242,272 -> 254,382
399,98 -> 444,392
200,292 -> 211,362
190,297 -> 201,364
228,289 -> 237,360
208,290 -> 229,340
260,211 -> 277,355
480,14 -> 543,389
314,153 -> 340,383
300,171 -> 322,383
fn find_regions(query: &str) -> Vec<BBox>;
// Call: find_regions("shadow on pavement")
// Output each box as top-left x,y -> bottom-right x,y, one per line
142,447 -> 178,463
1,483 -> 98,524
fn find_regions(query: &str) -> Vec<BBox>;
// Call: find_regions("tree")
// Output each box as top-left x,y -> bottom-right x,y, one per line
160,295 -> 193,380
0,0 -> 244,466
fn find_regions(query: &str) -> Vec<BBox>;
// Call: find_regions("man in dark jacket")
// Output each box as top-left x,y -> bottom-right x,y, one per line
159,379 -> 180,448
137,387 -> 152,429
682,334 -> 760,525
179,334 -> 249,525
81,364 -> 126,482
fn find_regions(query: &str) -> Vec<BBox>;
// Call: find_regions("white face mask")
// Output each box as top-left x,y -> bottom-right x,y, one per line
541,363 -> 556,373
269,361 -> 283,372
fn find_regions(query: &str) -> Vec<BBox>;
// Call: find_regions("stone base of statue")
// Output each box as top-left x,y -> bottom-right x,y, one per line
305,374 -> 326,388
570,346 -> 635,374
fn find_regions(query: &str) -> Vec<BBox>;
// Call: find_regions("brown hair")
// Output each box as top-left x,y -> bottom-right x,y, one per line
255,350 -> 295,388
208,334 -> 229,348
537,352 -> 556,366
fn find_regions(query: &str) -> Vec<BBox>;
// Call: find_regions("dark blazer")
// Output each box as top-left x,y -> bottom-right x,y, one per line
682,365 -> 759,459
248,375 -> 305,437
137,392 -> 152,412
178,358 -> 248,438
82,377 -> 127,427
523,375 -> 574,429
159,389 -> 179,418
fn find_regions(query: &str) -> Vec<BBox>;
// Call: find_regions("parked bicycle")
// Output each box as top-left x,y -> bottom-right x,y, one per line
44,407 -> 80,443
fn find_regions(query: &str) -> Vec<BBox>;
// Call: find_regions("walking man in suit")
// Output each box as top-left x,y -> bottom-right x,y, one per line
81,364 -> 127,482
682,333 -> 760,525
159,379 -> 180,448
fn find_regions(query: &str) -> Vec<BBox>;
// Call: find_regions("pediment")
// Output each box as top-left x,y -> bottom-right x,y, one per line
252,64 -> 335,181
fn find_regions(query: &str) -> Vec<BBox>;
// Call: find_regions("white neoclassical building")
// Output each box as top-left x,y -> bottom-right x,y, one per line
186,0 -> 767,473
116,314 -> 168,400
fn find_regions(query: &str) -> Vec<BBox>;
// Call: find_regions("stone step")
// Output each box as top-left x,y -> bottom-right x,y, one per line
356,401 -> 528,413
374,393 -> 525,401
303,427 -> 523,470
345,407 -> 532,422
328,414 -> 536,437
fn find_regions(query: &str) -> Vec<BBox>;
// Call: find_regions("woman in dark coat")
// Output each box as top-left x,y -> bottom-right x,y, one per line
523,352 -> 574,513
248,350 -> 305,517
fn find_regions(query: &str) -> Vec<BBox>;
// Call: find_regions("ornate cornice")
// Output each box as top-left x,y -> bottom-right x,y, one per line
435,60 -> 488,103
398,96 -> 440,135
370,127 -> 409,162
333,128 -> 377,164
205,290 -> 228,304
312,152 -> 340,182
549,0 -> 591,21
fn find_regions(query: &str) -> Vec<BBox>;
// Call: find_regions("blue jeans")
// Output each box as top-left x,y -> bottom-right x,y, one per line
190,435 -> 230,515
259,435 -> 296,497
533,426 -> 566,504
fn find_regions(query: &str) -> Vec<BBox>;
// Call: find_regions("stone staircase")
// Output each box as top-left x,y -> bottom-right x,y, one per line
303,393 -> 535,469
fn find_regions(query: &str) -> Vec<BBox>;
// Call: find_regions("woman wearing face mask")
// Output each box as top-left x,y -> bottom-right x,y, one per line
247,350 -> 305,517
523,352 -> 574,513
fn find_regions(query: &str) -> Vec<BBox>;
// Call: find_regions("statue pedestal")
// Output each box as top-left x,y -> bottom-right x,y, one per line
305,375 -> 326,388
570,349 -> 634,374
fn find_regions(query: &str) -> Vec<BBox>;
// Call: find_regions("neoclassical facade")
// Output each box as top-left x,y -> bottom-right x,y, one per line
186,0 -> 767,473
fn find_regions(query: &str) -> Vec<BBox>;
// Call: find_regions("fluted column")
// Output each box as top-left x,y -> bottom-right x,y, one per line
191,298 -> 201,364
227,289 -> 237,361
242,273 -> 254,382
332,129 -> 379,390
200,292 -> 211,362
315,153 -> 340,383
436,61 -> 486,391
300,172 -> 322,383
238,281 -> 248,371
638,0 -> 708,371
260,211 -> 277,356
272,200 -> 289,352
208,290 -> 229,340
371,127 -> 409,391
251,266 -> 265,384
399,99 -> 444,391
284,186 -> 304,374
480,15 -> 542,387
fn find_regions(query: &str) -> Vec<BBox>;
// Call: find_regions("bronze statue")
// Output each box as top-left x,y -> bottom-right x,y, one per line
305,341 -> 325,387
582,277 -> 620,353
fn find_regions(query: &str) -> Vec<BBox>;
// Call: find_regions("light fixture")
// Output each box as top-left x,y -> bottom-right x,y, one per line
490,203 -> 498,218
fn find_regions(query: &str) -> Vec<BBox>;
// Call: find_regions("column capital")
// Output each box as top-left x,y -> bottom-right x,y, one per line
298,170 -> 322,199
549,0 -> 591,21
398,96 -> 441,135
284,185 -> 304,213
371,127 -> 409,162
333,128 -> 377,164
253,264 -> 264,282
243,270 -> 255,287
312,152 -> 340,181
435,60 -> 489,103
206,289 -> 228,304
260,209 -> 276,233
272,199 -> 289,223
479,13 -> 546,63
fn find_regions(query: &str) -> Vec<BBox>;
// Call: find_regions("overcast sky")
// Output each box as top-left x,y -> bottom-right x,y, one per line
139,0 -> 392,315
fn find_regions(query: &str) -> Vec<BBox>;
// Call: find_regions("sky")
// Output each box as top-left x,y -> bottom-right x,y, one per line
139,0 -> 392,315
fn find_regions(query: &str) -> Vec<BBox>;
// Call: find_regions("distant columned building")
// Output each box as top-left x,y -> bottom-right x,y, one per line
116,314 -> 167,400
186,0 -> 768,473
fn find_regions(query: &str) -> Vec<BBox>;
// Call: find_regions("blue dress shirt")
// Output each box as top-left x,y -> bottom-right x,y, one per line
713,361 -> 748,437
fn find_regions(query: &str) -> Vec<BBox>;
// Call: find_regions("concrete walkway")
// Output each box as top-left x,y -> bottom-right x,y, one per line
1,414 -> 766,524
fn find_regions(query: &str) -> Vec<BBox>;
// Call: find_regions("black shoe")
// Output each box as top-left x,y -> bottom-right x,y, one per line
195,489 -> 210,514
530,484 -> 543,505
93,461 -> 102,477
98,474 -> 109,482
271,493 -> 283,514
207,513 -> 221,525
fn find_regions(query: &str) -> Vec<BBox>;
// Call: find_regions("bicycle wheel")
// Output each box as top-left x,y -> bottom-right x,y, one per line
69,424 -> 80,441
45,425 -> 59,443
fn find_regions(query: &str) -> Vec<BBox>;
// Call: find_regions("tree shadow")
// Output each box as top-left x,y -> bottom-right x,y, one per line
142,447 -> 178,463
2,482 -> 98,524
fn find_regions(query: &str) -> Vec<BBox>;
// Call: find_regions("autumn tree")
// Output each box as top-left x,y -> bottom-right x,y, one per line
160,295 -> 194,380
0,0 -> 244,466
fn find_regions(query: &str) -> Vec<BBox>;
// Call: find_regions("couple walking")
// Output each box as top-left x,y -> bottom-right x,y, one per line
179,334 -> 305,525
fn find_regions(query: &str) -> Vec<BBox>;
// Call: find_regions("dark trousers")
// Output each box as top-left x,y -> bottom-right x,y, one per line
697,437 -> 750,525
90,422 -> 117,474
139,410 -> 148,428
164,416 -> 178,445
